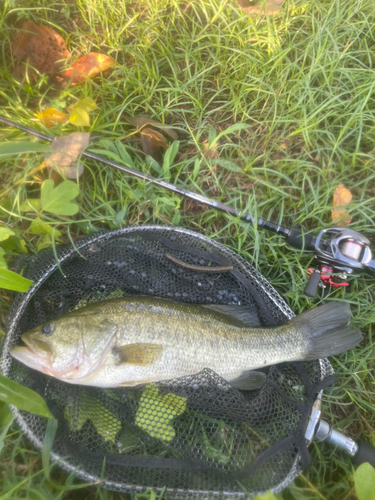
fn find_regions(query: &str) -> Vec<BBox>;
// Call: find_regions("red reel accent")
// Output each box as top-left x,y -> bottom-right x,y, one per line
307,267 -> 349,287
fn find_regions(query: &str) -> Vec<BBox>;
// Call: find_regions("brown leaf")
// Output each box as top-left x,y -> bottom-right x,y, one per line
140,128 -> 168,162
11,21 -> 70,81
36,108 -> 68,128
45,132 -> 90,179
237,0 -> 283,15
331,183 -> 353,226
124,115 -> 178,141
62,53 -> 116,85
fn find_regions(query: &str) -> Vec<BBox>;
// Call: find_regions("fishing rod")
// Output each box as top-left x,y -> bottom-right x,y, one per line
1,115 -> 374,296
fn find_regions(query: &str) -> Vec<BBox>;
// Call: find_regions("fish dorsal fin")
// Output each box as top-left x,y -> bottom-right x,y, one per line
113,343 -> 163,366
229,371 -> 266,390
203,304 -> 261,327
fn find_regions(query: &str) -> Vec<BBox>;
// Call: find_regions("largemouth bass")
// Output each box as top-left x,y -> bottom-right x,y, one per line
10,297 -> 362,389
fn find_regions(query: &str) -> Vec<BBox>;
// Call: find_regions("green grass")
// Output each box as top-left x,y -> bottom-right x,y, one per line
1,0 -> 375,498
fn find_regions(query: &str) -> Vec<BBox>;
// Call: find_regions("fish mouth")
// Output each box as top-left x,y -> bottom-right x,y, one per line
9,345 -> 52,374
9,334 -> 53,374
21,333 -> 53,357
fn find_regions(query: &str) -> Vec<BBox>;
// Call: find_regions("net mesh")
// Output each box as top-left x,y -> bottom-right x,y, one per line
1,226 -> 334,498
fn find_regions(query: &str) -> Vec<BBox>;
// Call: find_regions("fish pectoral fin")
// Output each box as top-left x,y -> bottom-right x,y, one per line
229,371 -> 266,390
113,343 -> 163,366
203,304 -> 261,327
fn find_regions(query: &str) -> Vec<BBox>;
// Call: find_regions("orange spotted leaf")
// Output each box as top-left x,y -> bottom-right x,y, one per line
36,108 -> 68,128
62,53 -> 116,85
331,184 -> 353,226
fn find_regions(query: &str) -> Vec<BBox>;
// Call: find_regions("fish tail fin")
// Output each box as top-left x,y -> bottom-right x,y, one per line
291,302 -> 363,359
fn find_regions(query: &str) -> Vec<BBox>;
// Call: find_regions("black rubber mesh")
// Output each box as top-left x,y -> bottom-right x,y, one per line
1,226 -> 334,499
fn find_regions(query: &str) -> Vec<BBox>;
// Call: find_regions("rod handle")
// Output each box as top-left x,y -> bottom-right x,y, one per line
286,227 -> 315,250
352,440 -> 375,468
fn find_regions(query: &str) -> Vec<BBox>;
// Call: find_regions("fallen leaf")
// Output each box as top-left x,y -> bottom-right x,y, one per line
36,108 -> 68,128
140,128 -> 168,162
41,179 -> 80,216
124,115 -> 178,140
69,97 -> 98,127
11,21 -> 70,81
62,53 -> 116,85
331,184 -> 353,226
45,132 -> 90,178
237,0 -> 283,15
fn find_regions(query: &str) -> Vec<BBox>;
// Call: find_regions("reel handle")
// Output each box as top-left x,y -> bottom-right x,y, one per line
352,440 -> 375,468
304,270 -> 321,297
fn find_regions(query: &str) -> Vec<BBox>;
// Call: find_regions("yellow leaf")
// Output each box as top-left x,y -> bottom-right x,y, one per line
331,184 -> 353,226
36,108 -> 68,128
72,97 -> 98,113
62,53 -> 116,85
69,107 -> 90,127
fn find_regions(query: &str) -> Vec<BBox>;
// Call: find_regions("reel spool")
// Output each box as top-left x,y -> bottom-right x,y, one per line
304,227 -> 375,296
314,227 -> 375,275
2,226 -> 336,498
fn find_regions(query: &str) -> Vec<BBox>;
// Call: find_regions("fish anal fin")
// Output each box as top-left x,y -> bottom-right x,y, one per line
113,343 -> 163,366
229,371 -> 266,390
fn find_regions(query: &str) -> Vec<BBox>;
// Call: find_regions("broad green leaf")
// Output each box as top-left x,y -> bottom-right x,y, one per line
0,374 -> 53,418
354,462 -> 375,500
37,235 -> 53,251
0,141 -> 51,158
19,199 -> 42,212
0,227 -> 15,242
211,123 -> 250,147
29,218 -> 62,238
0,268 -> 32,292
172,209 -> 180,226
41,179 -> 79,216
135,386 -> 186,442
69,107 -> 90,127
0,248 -> 7,269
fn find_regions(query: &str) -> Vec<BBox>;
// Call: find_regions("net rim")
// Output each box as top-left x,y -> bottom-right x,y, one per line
1,225 -> 332,499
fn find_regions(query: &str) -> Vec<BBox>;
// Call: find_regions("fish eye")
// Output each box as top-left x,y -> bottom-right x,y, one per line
42,323 -> 55,336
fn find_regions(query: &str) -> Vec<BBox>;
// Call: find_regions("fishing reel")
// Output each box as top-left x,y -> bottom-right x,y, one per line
304,227 -> 375,297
